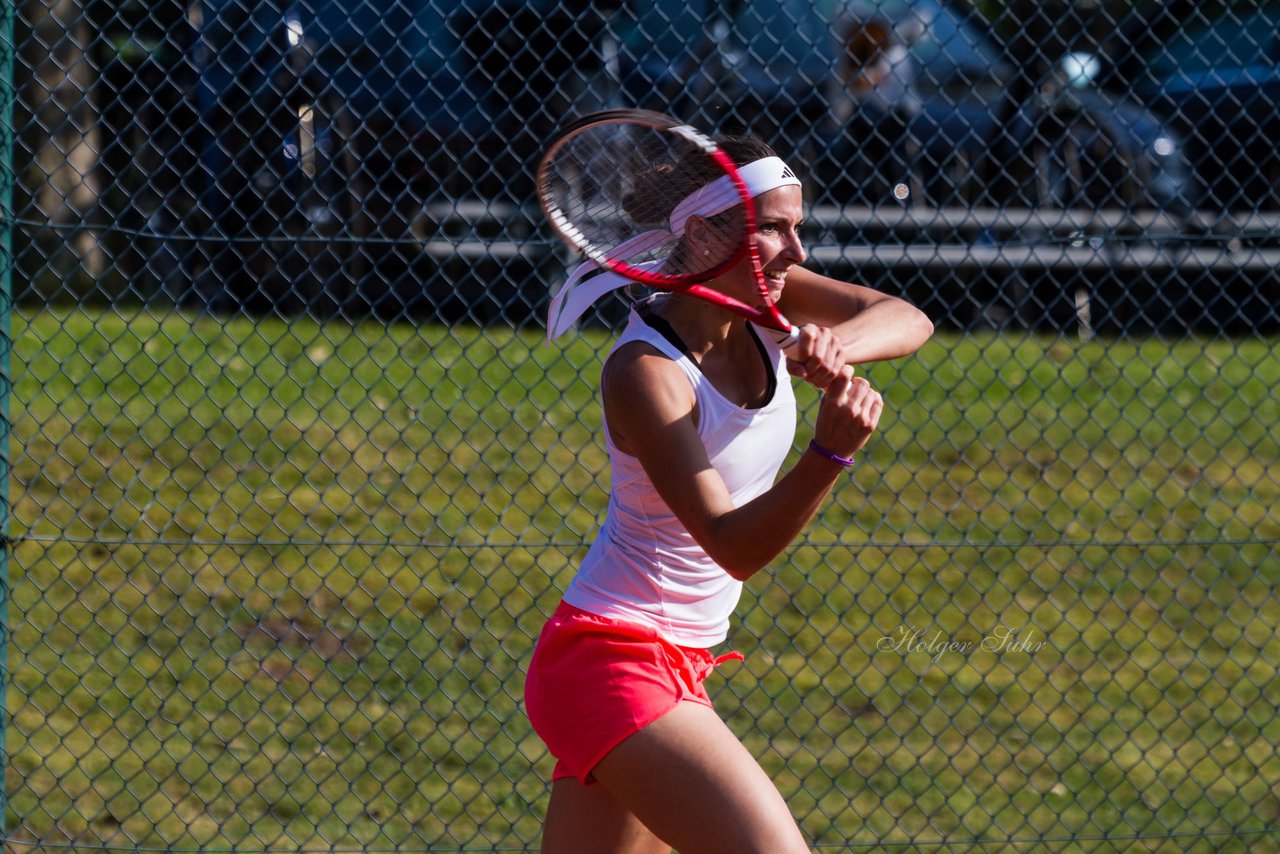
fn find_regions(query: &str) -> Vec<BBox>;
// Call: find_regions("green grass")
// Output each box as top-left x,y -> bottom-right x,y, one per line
6,305 -> 1280,851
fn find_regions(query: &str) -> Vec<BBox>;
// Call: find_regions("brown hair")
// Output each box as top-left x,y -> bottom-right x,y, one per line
622,136 -> 779,226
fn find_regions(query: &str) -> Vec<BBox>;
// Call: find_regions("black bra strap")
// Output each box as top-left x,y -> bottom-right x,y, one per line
637,305 -> 694,360
637,306 -> 777,408
748,325 -> 779,404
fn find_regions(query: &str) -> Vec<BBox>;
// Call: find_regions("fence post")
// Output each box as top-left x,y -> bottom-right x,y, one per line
0,0 -> 14,829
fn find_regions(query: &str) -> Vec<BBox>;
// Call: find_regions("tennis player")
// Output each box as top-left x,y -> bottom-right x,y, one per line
525,137 -> 933,854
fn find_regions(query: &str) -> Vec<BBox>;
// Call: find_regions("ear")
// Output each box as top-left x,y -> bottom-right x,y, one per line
683,214 -> 736,260
683,215 -> 714,253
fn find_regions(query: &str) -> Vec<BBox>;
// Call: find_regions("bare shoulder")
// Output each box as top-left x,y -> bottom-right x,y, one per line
601,341 -> 698,450
602,341 -> 692,403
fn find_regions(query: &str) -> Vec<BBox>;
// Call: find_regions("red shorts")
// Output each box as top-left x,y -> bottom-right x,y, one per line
524,601 -> 743,784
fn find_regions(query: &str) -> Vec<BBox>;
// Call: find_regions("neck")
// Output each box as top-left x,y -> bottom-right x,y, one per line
651,294 -> 745,355
647,292 -> 774,410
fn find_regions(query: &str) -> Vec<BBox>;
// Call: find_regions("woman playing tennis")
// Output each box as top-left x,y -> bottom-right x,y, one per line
526,130 -> 933,854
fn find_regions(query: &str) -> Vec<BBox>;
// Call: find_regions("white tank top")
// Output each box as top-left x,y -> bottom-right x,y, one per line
562,309 -> 797,646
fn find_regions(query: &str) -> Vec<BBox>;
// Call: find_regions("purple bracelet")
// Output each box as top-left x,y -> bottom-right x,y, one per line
808,439 -> 856,467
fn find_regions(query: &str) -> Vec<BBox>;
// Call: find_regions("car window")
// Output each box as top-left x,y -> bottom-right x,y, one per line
1144,8 -> 1280,77
613,0 -> 1008,92
837,0 -> 1008,88
733,0 -> 842,71
902,2 -> 1006,85
618,0 -> 726,68
615,0 -> 841,96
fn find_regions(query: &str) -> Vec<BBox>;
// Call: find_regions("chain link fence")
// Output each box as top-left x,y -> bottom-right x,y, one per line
5,0 -> 1280,850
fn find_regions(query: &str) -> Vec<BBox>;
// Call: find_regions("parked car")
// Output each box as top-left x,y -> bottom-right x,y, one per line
614,0 -> 1192,213
1095,0 -> 1280,214
182,0 -> 607,320
158,0 -> 1218,330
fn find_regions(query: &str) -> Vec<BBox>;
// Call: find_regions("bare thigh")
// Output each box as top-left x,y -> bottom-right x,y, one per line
590,701 -> 810,854
541,777 -> 671,854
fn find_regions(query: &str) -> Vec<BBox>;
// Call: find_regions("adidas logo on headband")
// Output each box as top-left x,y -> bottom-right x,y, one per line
780,164 -> 796,180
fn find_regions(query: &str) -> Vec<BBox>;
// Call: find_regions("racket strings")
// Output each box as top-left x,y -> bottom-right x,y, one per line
541,124 -> 744,278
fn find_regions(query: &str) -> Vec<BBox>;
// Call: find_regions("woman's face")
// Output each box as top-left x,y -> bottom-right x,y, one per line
721,185 -> 807,305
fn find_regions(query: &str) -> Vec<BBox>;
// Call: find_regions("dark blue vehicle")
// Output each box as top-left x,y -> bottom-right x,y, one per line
190,0 -> 426,313
1096,0 -> 1280,213
179,0 -> 1201,326
613,0 -> 1192,212
186,0 -> 603,318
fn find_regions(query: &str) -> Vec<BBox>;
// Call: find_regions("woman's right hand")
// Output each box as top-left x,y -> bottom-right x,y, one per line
783,323 -> 848,390
813,365 -> 883,459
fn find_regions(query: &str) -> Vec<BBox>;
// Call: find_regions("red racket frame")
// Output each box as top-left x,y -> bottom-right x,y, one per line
538,109 -> 798,342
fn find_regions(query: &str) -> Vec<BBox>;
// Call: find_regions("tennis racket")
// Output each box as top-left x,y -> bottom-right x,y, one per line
537,109 -> 800,346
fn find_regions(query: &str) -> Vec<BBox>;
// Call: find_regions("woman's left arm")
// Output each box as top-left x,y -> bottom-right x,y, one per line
780,265 -> 934,364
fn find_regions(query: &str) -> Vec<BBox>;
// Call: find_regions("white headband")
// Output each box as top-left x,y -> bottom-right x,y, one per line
547,156 -> 801,341
668,157 -> 801,235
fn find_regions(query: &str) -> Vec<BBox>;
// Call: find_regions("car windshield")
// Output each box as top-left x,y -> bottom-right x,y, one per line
617,0 -> 1005,88
840,0 -> 1007,87
1143,7 -> 1280,77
